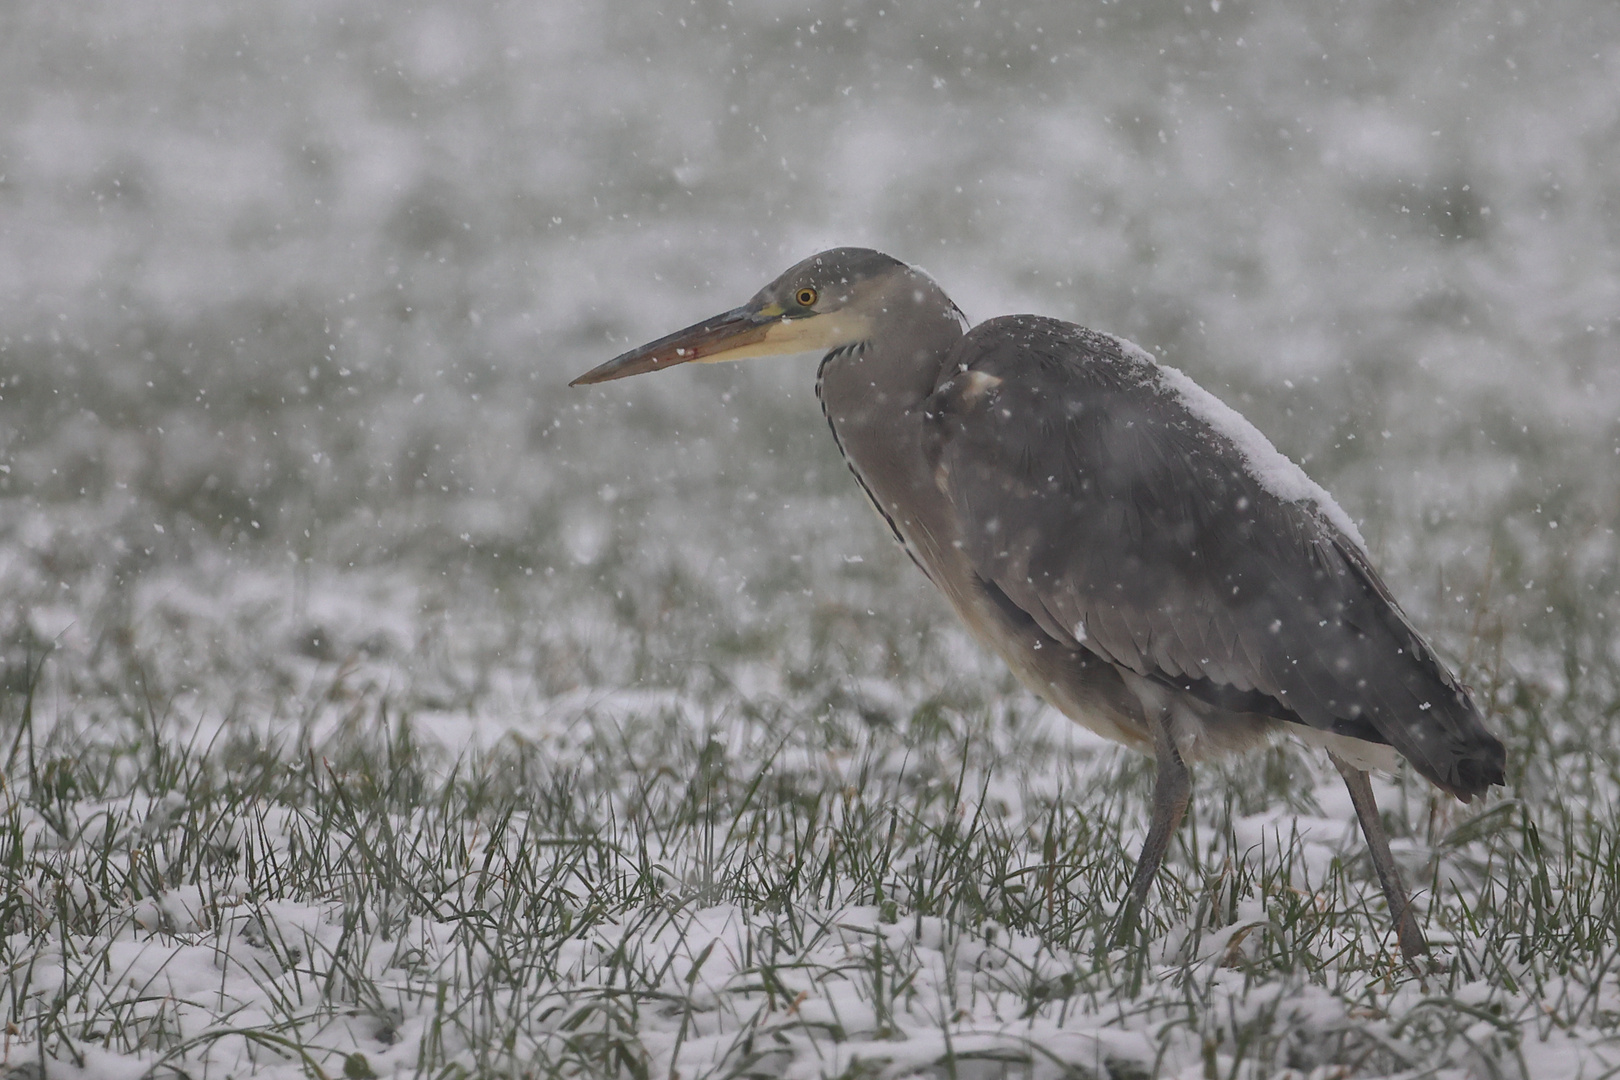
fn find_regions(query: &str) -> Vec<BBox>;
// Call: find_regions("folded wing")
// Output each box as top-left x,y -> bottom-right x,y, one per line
923,315 -> 1504,800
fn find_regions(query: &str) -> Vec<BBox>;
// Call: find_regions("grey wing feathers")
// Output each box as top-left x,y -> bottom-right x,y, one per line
923,315 -> 1505,801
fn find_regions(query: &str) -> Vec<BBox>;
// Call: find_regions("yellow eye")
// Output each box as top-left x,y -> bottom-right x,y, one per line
794,287 -> 818,307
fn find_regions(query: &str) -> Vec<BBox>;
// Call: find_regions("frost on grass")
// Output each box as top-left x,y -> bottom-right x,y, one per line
3,539 -> 1620,1079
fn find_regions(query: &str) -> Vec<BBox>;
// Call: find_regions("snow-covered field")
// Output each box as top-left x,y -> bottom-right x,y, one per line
4,1 -> 1620,1076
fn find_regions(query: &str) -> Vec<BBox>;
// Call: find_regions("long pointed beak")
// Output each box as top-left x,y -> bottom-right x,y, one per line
570,305 -> 775,386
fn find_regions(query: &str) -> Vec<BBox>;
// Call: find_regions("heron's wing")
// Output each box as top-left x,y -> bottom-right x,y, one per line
923,315 -> 1503,800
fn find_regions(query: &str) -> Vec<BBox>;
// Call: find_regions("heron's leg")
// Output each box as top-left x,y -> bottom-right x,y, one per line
1328,751 -> 1429,964
1113,712 -> 1192,947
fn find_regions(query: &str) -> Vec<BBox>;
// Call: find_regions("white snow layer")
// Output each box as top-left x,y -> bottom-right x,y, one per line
1118,336 -> 1369,552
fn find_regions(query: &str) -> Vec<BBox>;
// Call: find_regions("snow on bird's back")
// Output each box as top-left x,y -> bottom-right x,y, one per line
1113,336 -> 1368,552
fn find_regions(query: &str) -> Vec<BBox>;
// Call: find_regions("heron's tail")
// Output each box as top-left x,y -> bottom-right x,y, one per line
1400,681 -> 1506,803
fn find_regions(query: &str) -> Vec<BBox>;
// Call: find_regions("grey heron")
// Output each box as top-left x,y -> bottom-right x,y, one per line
571,247 -> 1506,962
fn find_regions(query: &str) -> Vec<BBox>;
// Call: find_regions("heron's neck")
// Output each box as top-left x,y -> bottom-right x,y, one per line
815,278 -> 966,423
815,288 -> 966,570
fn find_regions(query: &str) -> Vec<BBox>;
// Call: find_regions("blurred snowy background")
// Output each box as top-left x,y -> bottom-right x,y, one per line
1,0 -> 1615,704
3,0 -> 1617,702
3,1 -> 1620,1074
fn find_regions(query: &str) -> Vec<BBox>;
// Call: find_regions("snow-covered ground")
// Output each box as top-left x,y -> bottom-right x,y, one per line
3,1 -> 1620,1076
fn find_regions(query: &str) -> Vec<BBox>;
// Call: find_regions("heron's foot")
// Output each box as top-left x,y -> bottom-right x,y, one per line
1394,906 -> 1430,969
1108,896 -> 1146,950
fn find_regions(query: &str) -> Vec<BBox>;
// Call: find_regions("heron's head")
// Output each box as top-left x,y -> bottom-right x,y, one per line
570,247 -> 930,385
